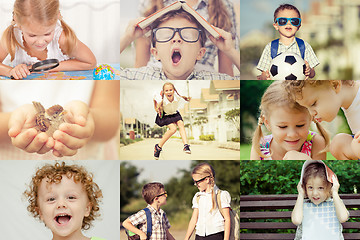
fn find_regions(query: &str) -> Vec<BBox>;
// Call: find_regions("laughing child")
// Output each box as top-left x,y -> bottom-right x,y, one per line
120,9 -> 239,80
24,162 -> 104,240
257,4 -> 319,80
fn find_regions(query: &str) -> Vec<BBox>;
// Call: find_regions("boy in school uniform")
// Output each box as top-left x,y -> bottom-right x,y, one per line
123,182 -> 175,240
257,4 -> 319,80
120,9 -> 239,80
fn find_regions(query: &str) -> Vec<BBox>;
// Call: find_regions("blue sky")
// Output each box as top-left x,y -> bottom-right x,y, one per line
240,0 -> 312,37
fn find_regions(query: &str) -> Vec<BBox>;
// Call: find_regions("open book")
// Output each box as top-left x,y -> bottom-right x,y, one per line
300,160 -> 337,184
137,0 -> 222,39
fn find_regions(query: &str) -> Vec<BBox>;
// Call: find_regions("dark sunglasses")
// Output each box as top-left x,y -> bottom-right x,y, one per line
275,17 -> 301,27
152,191 -> 168,201
193,176 -> 210,186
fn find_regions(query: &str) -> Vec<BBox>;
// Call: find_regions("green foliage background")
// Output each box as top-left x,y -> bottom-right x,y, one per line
240,160 -> 360,195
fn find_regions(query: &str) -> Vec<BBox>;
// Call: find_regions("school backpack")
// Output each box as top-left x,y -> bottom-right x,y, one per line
270,37 -> 305,59
196,190 -> 240,240
125,208 -> 152,240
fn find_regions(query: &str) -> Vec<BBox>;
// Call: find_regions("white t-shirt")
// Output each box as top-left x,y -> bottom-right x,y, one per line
153,92 -> 182,115
0,80 -> 118,160
191,185 -> 231,236
342,86 -> 360,134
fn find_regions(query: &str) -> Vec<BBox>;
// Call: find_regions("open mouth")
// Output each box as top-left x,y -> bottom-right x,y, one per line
172,50 -> 182,65
54,214 -> 72,225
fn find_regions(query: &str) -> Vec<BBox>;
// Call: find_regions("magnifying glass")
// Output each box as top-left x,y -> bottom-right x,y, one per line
11,59 -> 60,79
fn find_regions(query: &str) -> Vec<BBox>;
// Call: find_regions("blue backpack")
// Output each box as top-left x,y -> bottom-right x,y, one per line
270,37 -> 305,59
126,208 -> 152,240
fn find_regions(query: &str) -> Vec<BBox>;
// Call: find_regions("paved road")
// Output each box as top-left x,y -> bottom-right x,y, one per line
120,138 -> 240,160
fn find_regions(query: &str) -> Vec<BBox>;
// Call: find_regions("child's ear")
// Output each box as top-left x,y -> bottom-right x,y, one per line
264,118 -> 271,132
331,80 -> 342,93
196,47 -> 206,61
84,202 -> 92,217
273,23 -> 279,31
151,47 -> 161,61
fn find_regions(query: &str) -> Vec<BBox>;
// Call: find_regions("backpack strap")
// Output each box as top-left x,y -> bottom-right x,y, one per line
271,38 -> 306,59
296,37 -> 305,59
270,39 -> 279,59
143,208 -> 152,240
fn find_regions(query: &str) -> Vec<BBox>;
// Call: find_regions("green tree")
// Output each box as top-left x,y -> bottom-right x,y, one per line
240,81 -> 273,143
120,161 -> 142,208
225,108 -> 240,135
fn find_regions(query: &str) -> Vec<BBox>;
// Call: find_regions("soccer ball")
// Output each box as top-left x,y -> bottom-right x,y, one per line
269,52 -> 306,80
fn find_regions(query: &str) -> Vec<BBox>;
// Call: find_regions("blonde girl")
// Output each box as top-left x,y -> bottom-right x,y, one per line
153,82 -> 191,160
250,81 -> 329,160
184,162 -> 231,240
135,0 -> 239,76
0,0 -> 96,79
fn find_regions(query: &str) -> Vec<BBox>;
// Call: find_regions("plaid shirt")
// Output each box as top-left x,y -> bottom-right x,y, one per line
257,38 -> 320,72
128,205 -> 171,240
139,0 -> 239,70
120,66 -> 238,80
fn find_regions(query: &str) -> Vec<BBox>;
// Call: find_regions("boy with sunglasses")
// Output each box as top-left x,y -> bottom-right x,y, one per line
120,9 -> 239,80
123,182 -> 175,240
257,4 -> 319,80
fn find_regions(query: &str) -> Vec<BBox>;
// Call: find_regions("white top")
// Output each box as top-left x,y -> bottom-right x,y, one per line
191,185 -> 231,236
0,81 -> 118,160
153,92 -> 182,115
342,86 -> 360,134
7,20 -> 70,67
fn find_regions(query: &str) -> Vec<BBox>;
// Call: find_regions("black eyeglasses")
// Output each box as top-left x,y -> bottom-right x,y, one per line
193,176 -> 210,186
153,27 -> 202,43
152,191 -> 168,201
275,17 -> 301,27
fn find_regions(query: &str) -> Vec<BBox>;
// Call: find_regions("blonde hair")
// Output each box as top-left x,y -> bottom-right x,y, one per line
158,82 -> 190,113
1,0 -> 77,61
283,80 -> 355,101
24,162 -> 103,230
143,0 -> 232,31
192,162 -> 217,212
252,81 -> 330,159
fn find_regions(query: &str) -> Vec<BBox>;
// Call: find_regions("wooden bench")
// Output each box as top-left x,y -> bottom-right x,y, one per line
240,194 -> 360,240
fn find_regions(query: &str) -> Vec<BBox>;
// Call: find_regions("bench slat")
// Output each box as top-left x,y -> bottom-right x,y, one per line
241,210 -> 360,219
240,233 -> 360,240
240,194 -> 360,201
241,221 -> 360,229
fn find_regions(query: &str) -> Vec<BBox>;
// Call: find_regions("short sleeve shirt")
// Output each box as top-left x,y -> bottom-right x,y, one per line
128,205 -> 171,240
342,85 -> 360,134
257,39 -> 319,72
191,185 -> 231,236
153,93 -> 181,115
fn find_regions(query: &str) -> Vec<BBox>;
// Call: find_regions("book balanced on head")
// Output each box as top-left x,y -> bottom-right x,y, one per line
136,0 -> 222,39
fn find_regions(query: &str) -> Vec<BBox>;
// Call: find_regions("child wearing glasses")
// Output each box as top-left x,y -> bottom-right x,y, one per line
122,182 -> 175,240
184,162 -> 232,240
120,9 -> 239,80
257,4 -> 319,80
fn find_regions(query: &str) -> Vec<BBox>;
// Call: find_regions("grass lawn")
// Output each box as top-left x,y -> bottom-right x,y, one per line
241,144 -> 336,160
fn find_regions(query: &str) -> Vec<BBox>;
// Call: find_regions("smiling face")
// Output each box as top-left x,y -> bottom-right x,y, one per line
37,175 -> 91,239
19,19 -> 56,53
305,176 -> 331,205
163,83 -> 175,102
296,83 -> 342,123
273,9 -> 300,39
151,17 -> 206,80
265,106 -> 311,156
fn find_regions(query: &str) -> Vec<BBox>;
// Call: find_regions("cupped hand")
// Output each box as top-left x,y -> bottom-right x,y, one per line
52,100 -> 95,157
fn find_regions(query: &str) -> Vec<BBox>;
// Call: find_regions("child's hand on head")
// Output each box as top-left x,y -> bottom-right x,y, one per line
52,100 -> 95,157
296,182 -> 305,198
10,64 -> 31,79
331,175 -> 340,195
125,18 -> 151,42
8,104 -> 54,154
208,26 -> 234,53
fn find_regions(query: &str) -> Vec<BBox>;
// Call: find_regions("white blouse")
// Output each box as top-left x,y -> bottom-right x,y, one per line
153,92 -> 182,115
191,185 -> 231,236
